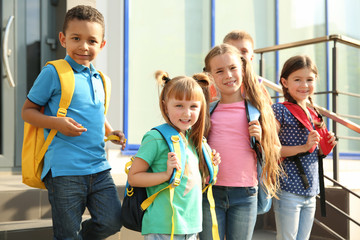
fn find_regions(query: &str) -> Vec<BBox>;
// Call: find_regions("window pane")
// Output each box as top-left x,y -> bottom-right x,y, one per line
26,0 -> 41,93
328,0 -> 360,152
128,0 -> 211,143
215,0 -> 275,78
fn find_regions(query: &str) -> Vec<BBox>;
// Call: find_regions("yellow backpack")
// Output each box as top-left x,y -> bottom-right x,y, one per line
22,59 -> 111,189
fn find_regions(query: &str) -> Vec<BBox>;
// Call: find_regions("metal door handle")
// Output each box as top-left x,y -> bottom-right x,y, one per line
2,16 -> 15,87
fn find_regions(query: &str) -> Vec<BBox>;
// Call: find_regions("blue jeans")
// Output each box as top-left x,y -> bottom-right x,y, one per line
199,186 -> 257,240
144,234 -> 197,240
273,190 -> 316,240
44,170 -> 122,240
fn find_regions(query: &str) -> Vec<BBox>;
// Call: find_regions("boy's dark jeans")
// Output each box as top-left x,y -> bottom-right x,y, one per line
44,169 -> 122,239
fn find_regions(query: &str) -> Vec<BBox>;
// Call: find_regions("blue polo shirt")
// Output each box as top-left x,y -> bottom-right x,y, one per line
27,55 -> 111,179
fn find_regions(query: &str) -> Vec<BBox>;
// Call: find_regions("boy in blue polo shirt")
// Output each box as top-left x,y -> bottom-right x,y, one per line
21,5 -> 125,239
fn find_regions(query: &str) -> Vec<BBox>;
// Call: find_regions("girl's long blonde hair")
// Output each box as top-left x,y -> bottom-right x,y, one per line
155,70 -> 211,181
204,43 -> 282,197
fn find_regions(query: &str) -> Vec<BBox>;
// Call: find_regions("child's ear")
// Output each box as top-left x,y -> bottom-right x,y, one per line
100,39 -> 106,49
280,77 -> 288,87
59,32 -> 66,48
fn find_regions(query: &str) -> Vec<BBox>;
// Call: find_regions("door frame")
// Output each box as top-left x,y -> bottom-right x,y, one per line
1,0 -> 16,170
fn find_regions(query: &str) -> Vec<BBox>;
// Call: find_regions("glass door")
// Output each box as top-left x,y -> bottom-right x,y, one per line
0,0 -> 16,170
1,0 -> 58,172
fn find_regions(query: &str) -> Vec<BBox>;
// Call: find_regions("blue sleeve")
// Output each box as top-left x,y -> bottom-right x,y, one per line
272,103 -> 285,126
27,65 -> 60,106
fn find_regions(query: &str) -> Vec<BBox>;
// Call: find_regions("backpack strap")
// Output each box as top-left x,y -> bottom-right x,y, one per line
97,70 -> 111,115
152,123 -> 187,184
201,137 -> 220,240
35,60 -> 75,162
245,100 -> 261,150
202,137 -> 218,185
209,100 -> 219,115
139,123 -> 186,240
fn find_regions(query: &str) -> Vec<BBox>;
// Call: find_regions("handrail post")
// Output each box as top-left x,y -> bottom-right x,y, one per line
259,53 -> 264,76
332,40 -> 339,182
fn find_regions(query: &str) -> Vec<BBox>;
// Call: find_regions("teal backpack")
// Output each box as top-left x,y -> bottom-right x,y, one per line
120,123 -> 220,240
209,100 -> 272,215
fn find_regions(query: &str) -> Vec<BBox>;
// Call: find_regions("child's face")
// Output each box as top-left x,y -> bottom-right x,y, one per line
209,52 -> 243,101
226,39 -> 254,62
165,97 -> 201,134
281,67 -> 316,105
59,19 -> 106,67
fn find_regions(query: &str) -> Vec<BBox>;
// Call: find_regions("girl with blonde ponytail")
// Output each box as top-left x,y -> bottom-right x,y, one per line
128,70 -> 221,240
201,43 -> 282,240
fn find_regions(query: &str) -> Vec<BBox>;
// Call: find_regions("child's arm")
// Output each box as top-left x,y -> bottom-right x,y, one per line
104,118 -> 126,150
280,130 -> 320,157
21,99 -> 87,136
128,152 -> 181,187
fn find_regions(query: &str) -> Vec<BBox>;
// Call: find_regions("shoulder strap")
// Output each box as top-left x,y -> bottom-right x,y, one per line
97,70 -> 111,115
152,123 -> 186,185
35,60 -> 75,161
282,102 -> 313,131
46,59 -> 75,116
209,100 -> 219,115
202,137 -> 218,184
245,100 -> 261,150
282,102 -> 318,153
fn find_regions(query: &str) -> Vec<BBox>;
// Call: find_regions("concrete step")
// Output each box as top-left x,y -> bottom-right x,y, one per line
0,219 -> 122,240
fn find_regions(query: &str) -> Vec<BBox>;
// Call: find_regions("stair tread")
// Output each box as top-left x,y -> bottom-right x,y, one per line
0,219 -> 52,231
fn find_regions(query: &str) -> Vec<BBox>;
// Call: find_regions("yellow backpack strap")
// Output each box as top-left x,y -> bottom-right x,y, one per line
97,70 -> 111,115
35,60 -> 75,161
202,139 -> 220,240
139,135 -> 182,240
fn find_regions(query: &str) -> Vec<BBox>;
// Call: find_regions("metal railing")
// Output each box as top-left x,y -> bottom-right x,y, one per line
255,34 -> 360,181
254,34 -> 360,239
313,175 -> 360,240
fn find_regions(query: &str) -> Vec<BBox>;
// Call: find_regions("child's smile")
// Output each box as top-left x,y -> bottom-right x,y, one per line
209,52 -> 243,103
59,19 -> 106,67
165,97 -> 201,134
281,67 -> 316,107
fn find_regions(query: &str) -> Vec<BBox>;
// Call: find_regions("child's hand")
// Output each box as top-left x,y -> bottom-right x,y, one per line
212,149 -> 221,166
107,130 -> 127,150
167,152 -> 181,178
327,131 -> 338,146
249,120 -> 262,142
305,130 -> 321,151
56,117 -> 87,136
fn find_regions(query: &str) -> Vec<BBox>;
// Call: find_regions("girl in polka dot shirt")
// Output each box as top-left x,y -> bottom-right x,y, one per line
272,55 -> 337,240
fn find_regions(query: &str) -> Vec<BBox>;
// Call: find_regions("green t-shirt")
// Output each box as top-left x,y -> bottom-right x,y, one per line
136,129 -> 202,235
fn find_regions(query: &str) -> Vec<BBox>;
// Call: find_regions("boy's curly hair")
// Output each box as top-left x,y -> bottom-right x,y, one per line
63,5 -> 105,38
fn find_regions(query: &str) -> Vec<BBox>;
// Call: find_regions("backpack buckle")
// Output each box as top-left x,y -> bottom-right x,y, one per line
172,169 -> 182,186
171,135 -> 180,143
57,108 -> 67,117
173,177 -> 181,186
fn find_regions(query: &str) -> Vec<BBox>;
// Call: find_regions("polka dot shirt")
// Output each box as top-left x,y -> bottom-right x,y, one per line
272,103 -> 319,197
